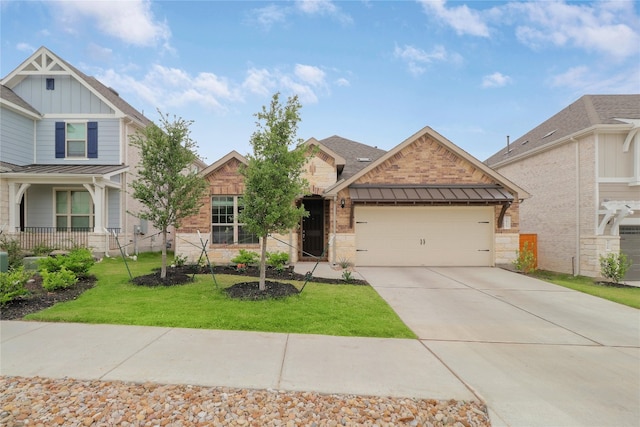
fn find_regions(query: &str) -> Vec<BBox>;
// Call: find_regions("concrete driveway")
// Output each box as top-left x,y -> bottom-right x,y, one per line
358,266 -> 640,427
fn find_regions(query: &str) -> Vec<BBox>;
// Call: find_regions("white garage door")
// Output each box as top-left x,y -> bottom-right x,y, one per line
355,205 -> 494,266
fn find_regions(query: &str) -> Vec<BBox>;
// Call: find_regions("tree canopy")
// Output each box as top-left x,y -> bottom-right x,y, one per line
129,111 -> 208,278
240,93 -> 310,290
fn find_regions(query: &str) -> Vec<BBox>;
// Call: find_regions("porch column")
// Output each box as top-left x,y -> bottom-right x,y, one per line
83,182 -> 105,233
7,182 -> 30,230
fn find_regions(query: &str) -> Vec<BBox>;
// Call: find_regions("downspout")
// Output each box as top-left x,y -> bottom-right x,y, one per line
332,195 -> 337,265
574,138 -> 580,276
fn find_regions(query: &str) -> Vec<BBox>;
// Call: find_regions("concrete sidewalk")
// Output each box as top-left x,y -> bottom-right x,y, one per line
1,321 -> 476,402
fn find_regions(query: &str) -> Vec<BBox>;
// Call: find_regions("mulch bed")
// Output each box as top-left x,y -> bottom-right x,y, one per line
1,264 -> 367,320
1,275 -> 95,321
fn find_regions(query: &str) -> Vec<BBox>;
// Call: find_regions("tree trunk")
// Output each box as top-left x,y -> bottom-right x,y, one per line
161,229 -> 168,279
259,235 -> 268,291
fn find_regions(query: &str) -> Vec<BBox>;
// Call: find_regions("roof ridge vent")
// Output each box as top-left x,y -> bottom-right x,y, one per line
356,157 -> 371,162
542,129 -> 557,139
108,86 -> 120,97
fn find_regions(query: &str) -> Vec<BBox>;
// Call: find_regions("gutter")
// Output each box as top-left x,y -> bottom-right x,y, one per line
490,123 -> 635,169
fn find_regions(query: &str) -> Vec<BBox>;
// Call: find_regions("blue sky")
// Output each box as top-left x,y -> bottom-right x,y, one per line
1,1 -> 639,163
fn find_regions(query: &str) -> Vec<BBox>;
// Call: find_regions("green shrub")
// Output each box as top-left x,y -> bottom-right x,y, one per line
513,242 -> 536,274
342,270 -> 353,283
266,251 -> 289,271
32,242 -> 56,256
173,254 -> 188,267
231,249 -> 260,266
600,252 -> 632,284
338,258 -> 352,269
41,266 -> 78,291
38,247 -> 94,278
0,266 -> 31,305
0,236 -> 24,270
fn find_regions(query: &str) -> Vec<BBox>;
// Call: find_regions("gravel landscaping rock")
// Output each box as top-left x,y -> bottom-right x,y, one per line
0,376 -> 490,426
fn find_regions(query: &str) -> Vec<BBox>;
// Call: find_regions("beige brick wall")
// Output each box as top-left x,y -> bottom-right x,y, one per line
496,136 -> 597,275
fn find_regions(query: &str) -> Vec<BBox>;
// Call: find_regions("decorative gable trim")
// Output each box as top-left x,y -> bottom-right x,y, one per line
2,47 -> 127,122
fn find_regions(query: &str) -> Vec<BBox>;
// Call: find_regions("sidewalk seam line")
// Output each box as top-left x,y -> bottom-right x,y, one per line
276,334 -> 290,389
98,327 -> 173,380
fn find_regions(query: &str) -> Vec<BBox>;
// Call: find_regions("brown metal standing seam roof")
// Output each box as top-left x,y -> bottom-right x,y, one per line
349,184 -> 514,203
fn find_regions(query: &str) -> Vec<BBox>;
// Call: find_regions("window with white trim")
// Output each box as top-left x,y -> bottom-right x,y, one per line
55,190 -> 94,230
55,121 -> 98,159
211,196 -> 259,244
66,123 -> 87,157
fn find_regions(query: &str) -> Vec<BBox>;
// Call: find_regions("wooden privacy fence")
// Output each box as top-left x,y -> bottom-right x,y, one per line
519,233 -> 538,268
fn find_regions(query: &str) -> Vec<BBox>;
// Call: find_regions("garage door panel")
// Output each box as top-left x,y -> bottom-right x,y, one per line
355,206 -> 493,267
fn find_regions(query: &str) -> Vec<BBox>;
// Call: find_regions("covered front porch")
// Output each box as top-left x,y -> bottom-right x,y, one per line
1,164 -> 128,255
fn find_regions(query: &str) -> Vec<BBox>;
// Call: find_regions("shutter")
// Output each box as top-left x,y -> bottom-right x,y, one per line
87,121 -> 98,158
55,122 -> 65,158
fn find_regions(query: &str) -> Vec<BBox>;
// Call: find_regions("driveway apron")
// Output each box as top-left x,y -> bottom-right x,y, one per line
359,266 -> 640,427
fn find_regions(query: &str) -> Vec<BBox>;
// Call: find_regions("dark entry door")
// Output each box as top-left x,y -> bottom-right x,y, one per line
302,198 -> 324,258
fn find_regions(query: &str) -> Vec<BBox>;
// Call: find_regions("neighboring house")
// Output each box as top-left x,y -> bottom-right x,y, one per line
0,46 -> 162,255
176,127 -> 527,268
486,94 -> 640,280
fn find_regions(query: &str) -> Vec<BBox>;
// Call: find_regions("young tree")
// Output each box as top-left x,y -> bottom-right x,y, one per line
240,93 -> 310,290
129,112 -> 208,279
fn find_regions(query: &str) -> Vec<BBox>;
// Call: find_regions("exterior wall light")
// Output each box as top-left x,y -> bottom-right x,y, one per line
340,198 -> 345,208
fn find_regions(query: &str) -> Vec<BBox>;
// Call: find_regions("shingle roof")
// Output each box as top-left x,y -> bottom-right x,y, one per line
319,135 -> 386,180
0,84 -> 41,116
485,94 -> 640,166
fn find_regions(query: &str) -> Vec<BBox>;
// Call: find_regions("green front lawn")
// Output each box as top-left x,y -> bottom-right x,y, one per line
26,253 -> 416,338
531,270 -> 640,309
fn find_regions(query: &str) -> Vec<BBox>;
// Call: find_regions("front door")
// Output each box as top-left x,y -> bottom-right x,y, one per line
301,198 -> 325,258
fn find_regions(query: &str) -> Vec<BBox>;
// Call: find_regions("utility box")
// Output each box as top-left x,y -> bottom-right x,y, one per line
0,252 -> 8,272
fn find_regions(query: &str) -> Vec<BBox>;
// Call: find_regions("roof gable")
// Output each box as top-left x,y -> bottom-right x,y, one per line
1,46 -> 151,127
486,94 -> 640,166
200,150 -> 247,178
326,126 -> 528,199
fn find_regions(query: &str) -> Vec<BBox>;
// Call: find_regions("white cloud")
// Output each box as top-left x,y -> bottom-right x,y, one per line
510,1 -> 640,60
243,68 -> 277,96
394,44 -> 461,76
418,0 -> 490,37
86,43 -> 113,63
549,65 -> 640,93
482,72 -> 512,88
248,5 -> 288,30
55,0 -> 171,48
549,66 -> 590,88
295,0 -> 353,24
16,42 -> 36,53
294,64 -> 326,87
97,65 -> 239,112
335,77 -> 350,87
98,61 -> 341,113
